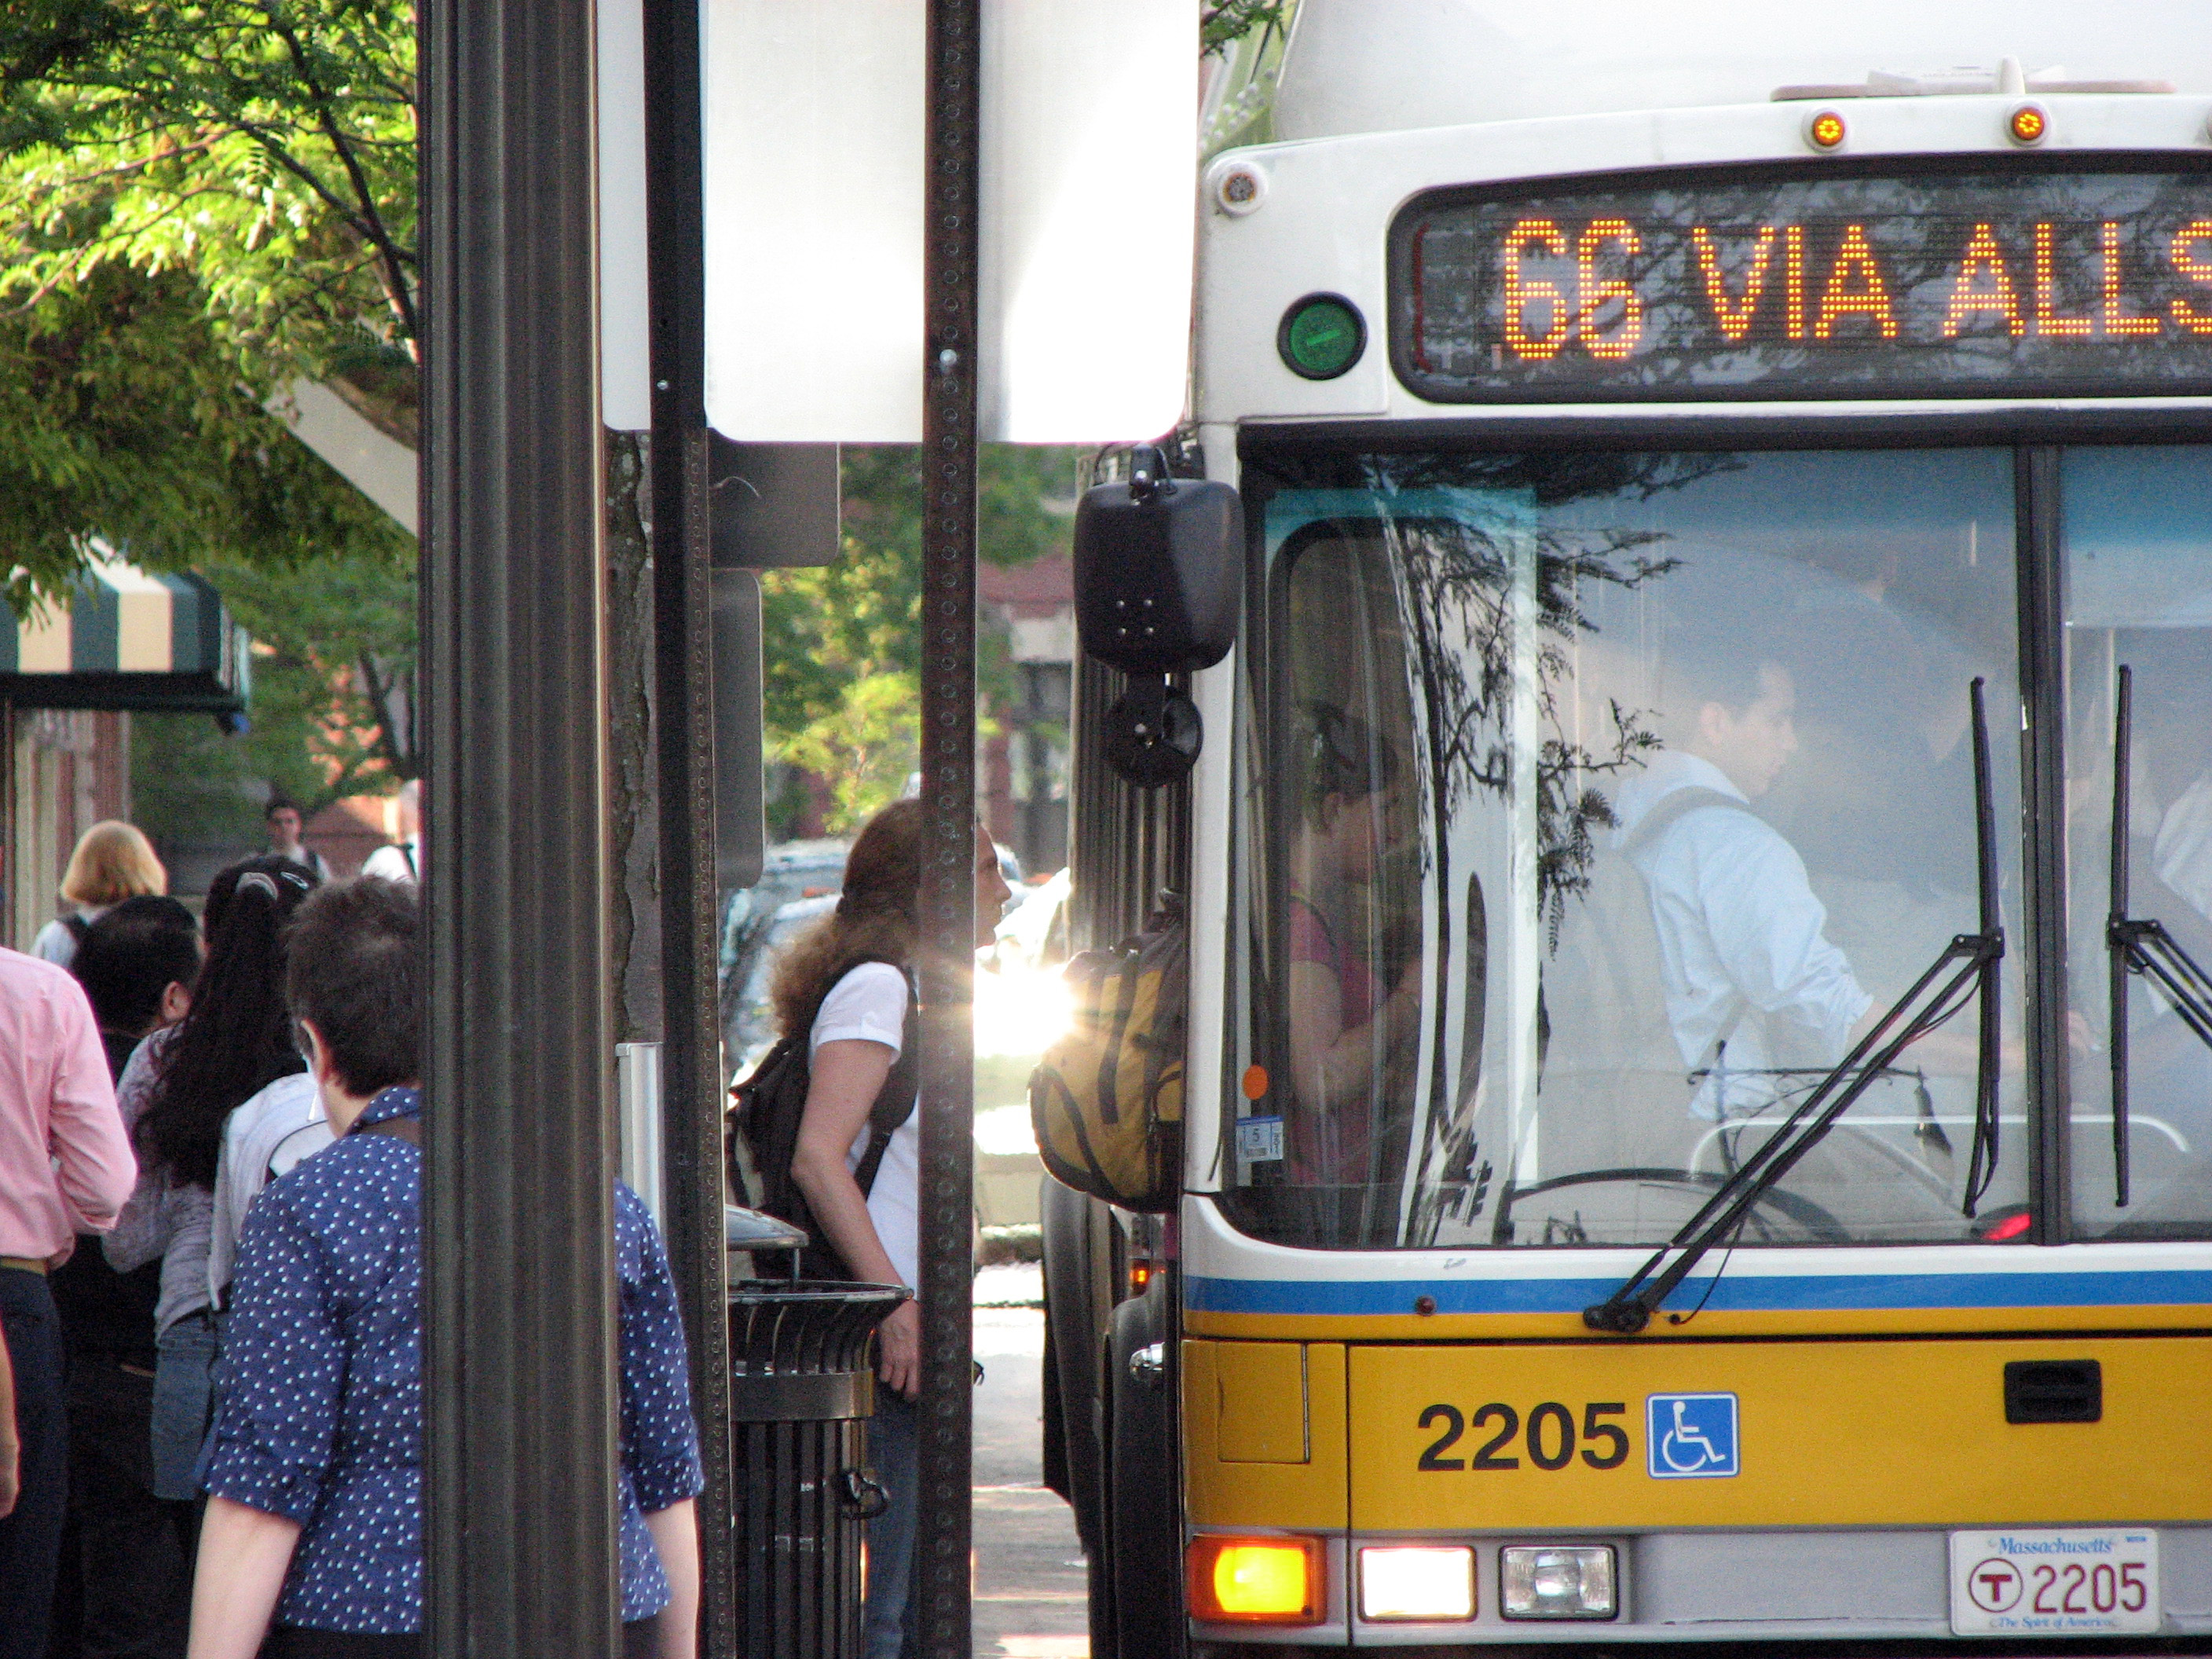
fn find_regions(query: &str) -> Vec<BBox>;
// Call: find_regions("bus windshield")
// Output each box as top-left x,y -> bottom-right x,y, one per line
1226,445 -> 2028,1250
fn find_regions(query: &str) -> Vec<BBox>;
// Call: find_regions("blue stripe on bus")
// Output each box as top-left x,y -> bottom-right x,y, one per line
1184,1270 -> 2212,1317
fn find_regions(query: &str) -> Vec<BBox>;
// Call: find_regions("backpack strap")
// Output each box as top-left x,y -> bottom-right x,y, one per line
1619,784 -> 1757,855
358,1115 -> 422,1147
62,913 -> 90,942
851,969 -> 921,1199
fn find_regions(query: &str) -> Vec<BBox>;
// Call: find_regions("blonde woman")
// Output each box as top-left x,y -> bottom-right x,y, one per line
31,823 -> 167,969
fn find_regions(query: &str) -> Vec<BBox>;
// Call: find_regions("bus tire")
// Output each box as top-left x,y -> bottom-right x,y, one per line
1041,1180 -> 1107,1555
1106,1278 -> 1183,1659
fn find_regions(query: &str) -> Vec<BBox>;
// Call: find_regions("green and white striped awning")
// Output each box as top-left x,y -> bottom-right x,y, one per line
1,556 -> 249,713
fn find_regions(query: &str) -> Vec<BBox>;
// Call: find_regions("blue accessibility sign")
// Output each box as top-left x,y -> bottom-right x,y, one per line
1646,1393 -> 1738,1479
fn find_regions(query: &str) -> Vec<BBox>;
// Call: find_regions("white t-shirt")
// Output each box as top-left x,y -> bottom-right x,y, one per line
361,838 -> 420,884
1615,751 -> 1872,1120
207,1072 -> 330,1308
808,961 -> 918,1291
31,906 -> 108,969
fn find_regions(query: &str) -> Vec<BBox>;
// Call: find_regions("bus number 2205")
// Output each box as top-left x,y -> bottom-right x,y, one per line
1416,1401 -> 1630,1471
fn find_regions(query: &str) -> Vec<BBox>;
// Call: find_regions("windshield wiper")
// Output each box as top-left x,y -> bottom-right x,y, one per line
2106,664 -> 2212,1209
1584,678 -> 2005,1335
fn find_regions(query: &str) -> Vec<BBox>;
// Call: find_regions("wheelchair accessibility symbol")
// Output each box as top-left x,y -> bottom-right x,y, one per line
1646,1393 -> 1738,1478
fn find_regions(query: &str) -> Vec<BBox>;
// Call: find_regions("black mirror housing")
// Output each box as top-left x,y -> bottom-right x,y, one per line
1072,452 -> 1243,678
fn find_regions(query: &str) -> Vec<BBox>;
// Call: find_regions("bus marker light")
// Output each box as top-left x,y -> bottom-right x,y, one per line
2009,104 -> 2049,146
1212,159 -> 1267,217
1278,293 -> 1367,380
1804,109 -> 1848,152
1360,1545 -> 1474,1621
1500,1545 -> 1617,1620
1188,1536 -> 1324,1623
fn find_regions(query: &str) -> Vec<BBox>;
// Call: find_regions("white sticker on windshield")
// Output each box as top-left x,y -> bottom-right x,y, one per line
1237,1115 -> 1284,1163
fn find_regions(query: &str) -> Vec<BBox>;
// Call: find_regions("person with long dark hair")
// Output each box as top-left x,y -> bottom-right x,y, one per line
775,800 -> 1009,1659
106,858 -> 318,1522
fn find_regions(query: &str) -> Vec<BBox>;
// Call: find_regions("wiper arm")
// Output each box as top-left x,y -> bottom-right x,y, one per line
1961,674 -> 2006,1219
2107,665 -> 2212,1207
1585,678 -> 2005,1335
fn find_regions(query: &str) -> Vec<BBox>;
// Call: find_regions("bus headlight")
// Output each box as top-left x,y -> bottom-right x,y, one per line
1500,1545 -> 1617,1620
1187,1536 -> 1324,1624
1359,1545 -> 1475,1621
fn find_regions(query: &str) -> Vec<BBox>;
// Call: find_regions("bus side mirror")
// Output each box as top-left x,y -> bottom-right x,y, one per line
1073,446 -> 1242,788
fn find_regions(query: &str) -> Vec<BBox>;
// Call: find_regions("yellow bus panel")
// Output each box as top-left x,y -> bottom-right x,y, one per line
1348,1336 -> 2212,1531
1185,1341 -> 1347,1529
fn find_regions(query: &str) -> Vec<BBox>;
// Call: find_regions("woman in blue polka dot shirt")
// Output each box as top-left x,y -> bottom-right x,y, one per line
184,880 -> 703,1659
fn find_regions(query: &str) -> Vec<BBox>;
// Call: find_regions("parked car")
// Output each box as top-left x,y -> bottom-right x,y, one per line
724,892 -> 839,1075
717,839 -> 848,1054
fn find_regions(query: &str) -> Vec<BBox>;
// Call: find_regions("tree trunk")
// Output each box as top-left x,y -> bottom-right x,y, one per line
606,430 -> 662,1043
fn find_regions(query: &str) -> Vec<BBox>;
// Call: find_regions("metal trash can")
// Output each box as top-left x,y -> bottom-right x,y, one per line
728,1279 -> 910,1659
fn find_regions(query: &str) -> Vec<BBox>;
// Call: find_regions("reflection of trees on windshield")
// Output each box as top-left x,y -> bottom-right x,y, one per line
1347,452 -> 1730,1242
1243,445 -> 2031,1251
1364,452 -> 1728,932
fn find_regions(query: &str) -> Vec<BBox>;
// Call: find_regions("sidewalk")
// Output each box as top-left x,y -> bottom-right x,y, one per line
972,1280 -> 1089,1658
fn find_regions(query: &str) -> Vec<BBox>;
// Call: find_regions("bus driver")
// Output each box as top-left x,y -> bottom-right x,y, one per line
1612,650 -> 1873,1124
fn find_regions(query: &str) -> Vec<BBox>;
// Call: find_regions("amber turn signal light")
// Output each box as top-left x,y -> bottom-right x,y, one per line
1188,1536 -> 1325,1624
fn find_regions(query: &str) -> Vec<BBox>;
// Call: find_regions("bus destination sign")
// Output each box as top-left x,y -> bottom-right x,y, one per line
1391,167 -> 2212,401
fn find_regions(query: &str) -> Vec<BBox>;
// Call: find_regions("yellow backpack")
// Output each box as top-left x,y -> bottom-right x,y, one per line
1030,899 -> 1185,1214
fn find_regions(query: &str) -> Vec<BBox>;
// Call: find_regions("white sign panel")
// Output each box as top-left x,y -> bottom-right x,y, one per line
598,0 -> 651,432
703,0 -> 1196,444
977,1 -> 1198,442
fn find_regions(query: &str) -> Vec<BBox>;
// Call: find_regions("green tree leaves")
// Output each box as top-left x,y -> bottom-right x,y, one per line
2,1 -> 420,814
763,445 -> 1077,835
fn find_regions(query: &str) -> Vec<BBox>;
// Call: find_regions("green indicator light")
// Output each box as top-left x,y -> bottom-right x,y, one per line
1278,293 -> 1366,380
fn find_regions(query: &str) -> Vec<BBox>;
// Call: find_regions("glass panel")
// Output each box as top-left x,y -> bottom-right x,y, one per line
1228,449 -> 2025,1250
2064,446 -> 2212,1240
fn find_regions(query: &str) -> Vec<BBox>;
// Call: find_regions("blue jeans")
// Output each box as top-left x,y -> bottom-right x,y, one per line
0,1268 -> 68,1659
150,1312 -> 218,1502
862,1390 -> 919,1659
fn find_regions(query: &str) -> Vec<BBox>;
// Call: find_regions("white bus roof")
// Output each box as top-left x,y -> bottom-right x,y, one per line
1269,0 -> 2212,141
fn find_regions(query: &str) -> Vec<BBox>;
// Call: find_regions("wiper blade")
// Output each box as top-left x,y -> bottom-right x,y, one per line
2108,665 -> 2212,1208
1961,674 -> 2006,1218
1584,678 -> 2005,1335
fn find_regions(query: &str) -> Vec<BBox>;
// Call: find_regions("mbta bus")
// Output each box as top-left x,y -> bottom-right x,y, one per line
1038,5 -> 2212,1654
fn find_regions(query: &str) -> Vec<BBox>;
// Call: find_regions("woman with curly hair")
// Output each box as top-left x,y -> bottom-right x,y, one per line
773,799 -> 1007,1659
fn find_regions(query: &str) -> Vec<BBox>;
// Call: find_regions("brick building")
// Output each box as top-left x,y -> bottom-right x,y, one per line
980,552 -> 1074,877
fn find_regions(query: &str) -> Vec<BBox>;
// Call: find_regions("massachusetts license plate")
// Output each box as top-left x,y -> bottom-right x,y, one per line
1949,1529 -> 2159,1636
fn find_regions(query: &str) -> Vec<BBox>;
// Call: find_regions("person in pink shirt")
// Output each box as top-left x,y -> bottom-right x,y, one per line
1285,705 -> 1422,1190
0,942 -> 137,1659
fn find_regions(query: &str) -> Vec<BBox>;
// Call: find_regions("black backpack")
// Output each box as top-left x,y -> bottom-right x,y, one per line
727,961 -> 919,1282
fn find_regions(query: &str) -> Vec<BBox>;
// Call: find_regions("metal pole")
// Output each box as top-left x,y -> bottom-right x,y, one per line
917,3 -> 980,1655
419,0 -> 622,1651
640,1 -> 738,1654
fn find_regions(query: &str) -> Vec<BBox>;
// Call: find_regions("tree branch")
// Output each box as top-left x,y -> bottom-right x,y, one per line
257,6 -> 416,342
